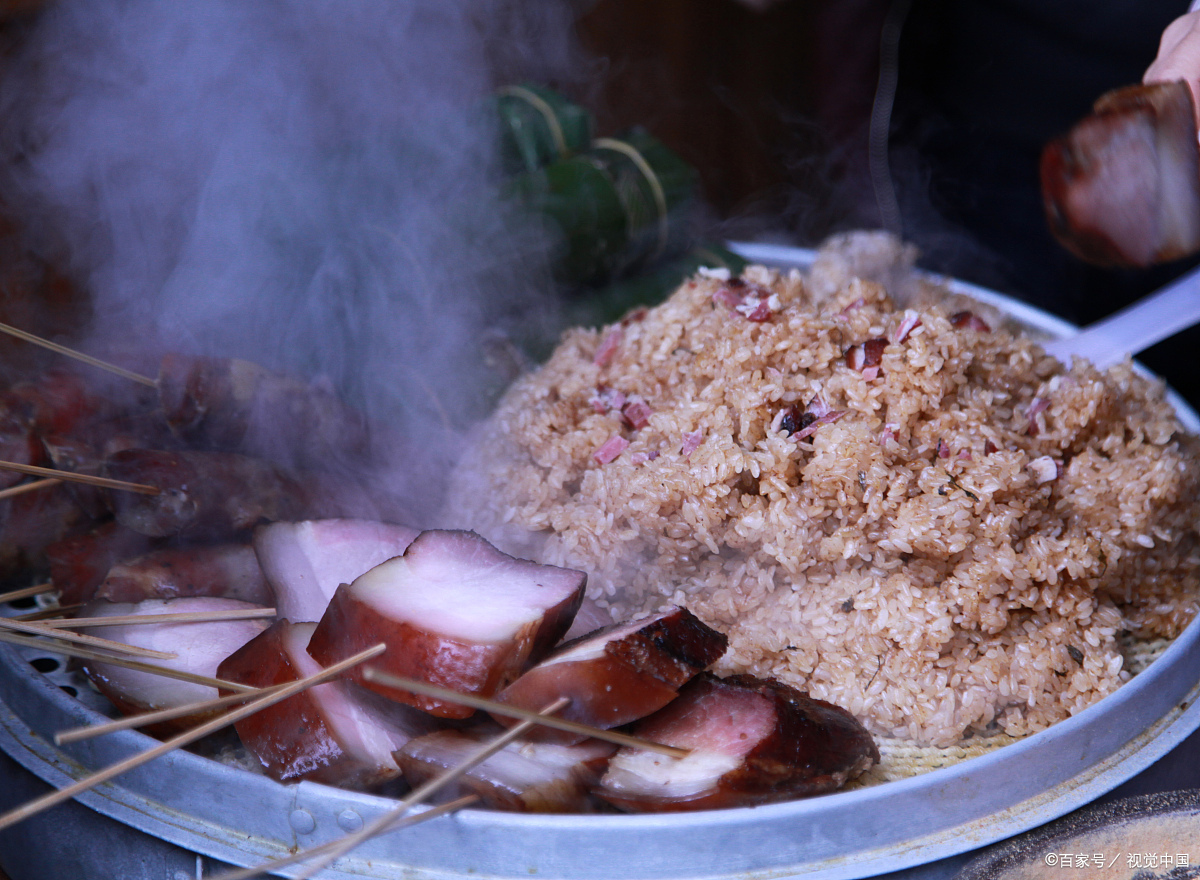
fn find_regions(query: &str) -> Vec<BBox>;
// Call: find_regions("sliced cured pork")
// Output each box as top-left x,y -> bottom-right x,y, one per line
595,674 -> 879,812
105,448 -> 310,539
1041,80 -> 1200,267
396,725 -> 615,812
79,597 -> 271,732
493,606 -> 727,743
306,529 -> 585,719
46,521 -> 158,606
253,519 -> 419,623
96,543 -> 272,605
218,620 -> 432,788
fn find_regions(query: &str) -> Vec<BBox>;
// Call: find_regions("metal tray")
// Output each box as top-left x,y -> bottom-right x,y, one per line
0,243 -> 1197,880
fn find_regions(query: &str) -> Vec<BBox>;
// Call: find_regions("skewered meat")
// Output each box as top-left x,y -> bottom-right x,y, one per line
105,448 -> 310,539
40,423 -> 169,520
79,597 -> 271,733
595,674 -> 879,812
253,519 -> 419,623
2,366 -> 116,437
0,411 -> 44,490
217,620 -> 433,788
46,521 -> 159,605
96,543 -> 272,605
0,484 -> 90,585
396,725 -> 615,812
306,529 -> 586,719
157,354 -> 372,471
1041,80 -> 1200,267
493,607 -> 727,744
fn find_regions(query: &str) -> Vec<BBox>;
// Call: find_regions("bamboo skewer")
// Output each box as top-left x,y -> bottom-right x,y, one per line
0,321 -> 158,388
221,697 -> 571,880
54,683 -> 293,745
0,630 -> 258,693
0,582 -> 55,604
0,642 -> 387,833
0,460 -> 159,495
35,608 -> 278,629
13,603 -> 84,621
363,667 -> 691,758
0,477 -> 62,502
0,616 -> 176,660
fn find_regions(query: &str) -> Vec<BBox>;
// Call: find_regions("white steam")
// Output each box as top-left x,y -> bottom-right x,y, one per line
0,0 -> 583,436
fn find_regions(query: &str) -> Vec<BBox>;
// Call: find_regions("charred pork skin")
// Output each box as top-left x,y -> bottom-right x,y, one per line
595,673 -> 879,812
306,529 -> 586,719
493,606 -> 728,743
1041,80 -> 1200,267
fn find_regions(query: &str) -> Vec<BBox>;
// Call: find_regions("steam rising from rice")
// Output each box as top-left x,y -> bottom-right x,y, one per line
447,233 -> 1200,747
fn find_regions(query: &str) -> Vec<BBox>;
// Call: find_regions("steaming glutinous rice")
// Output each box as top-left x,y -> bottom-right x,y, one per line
446,232 -> 1200,751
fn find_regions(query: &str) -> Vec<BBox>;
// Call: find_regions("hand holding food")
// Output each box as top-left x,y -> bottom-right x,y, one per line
1040,9 -> 1200,267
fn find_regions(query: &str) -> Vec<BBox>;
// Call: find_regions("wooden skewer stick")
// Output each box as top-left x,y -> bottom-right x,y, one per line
0,582 -> 55,604
0,321 -> 158,388
55,682 -> 294,745
0,642 -> 386,833
13,603 -> 84,622
286,697 -> 571,880
0,630 -> 257,693
0,616 -> 176,660
209,795 -> 480,880
36,608 -> 278,629
362,667 -> 690,758
0,478 -> 62,502
0,460 -> 159,495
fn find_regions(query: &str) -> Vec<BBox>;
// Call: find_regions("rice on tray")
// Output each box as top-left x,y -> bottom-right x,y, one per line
445,233 -> 1200,748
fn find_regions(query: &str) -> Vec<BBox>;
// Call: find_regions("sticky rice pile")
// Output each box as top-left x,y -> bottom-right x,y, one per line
445,233 -> 1200,748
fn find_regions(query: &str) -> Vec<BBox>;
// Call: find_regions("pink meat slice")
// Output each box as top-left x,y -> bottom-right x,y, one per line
1041,80 -> 1200,267
217,620 -> 433,788
79,597 -> 271,733
253,518 -> 419,623
595,674 -> 880,812
493,606 -> 728,744
96,543 -> 272,605
396,725 -> 615,812
306,529 -> 586,719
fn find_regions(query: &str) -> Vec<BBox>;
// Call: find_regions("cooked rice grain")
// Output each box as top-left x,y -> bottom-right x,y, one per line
445,234 -> 1200,747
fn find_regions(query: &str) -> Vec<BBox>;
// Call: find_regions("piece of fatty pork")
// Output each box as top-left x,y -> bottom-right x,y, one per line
96,543 -> 272,605
79,597 -> 271,733
492,607 -> 728,744
253,519 -> 419,623
217,619 -> 434,788
395,725 -> 616,812
595,674 -> 879,812
306,530 -> 585,719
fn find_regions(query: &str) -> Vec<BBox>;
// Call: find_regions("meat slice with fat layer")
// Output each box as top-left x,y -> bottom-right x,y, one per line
306,529 -> 585,719
254,518 -> 419,623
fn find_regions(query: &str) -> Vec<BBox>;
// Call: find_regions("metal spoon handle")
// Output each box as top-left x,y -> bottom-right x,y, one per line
1043,265 -> 1200,368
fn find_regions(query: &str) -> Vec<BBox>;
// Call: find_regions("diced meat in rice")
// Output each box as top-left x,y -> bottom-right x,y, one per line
443,233 -> 1200,748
